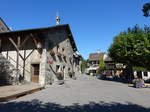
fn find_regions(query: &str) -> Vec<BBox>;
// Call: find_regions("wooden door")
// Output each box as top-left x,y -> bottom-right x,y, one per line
31,64 -> 40,83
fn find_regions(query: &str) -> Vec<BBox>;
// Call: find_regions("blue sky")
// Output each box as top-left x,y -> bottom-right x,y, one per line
0,0 -> 150,59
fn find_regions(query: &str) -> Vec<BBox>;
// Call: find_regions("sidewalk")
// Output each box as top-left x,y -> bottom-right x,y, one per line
0,83 -> 44,102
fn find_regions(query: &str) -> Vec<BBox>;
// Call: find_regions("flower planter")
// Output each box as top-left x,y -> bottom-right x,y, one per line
55,72 -> 64,80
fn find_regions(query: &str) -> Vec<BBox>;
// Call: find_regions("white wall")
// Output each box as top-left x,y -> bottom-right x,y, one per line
134,71 -> 150,81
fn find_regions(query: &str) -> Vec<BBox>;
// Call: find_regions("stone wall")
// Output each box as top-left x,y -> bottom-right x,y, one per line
44,29 -> 75,84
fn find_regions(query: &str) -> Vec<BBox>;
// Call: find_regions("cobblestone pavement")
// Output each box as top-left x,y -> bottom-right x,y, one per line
1,74 -> 150,112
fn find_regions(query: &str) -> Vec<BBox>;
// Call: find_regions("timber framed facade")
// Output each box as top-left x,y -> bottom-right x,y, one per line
0,24 -> 81,85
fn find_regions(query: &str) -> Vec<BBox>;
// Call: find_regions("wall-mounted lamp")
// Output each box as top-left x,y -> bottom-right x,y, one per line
37,42 -> 43,55
37,42 -> 42,49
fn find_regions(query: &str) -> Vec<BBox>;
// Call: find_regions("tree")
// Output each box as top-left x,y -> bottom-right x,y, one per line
108,25 -> 150,70
142,3 -> 150,17
0,54 -> 22,85
99,56 -> 106,70
80,59 -> 87,73
97,56 -> 106,74
0,54 -> 13,85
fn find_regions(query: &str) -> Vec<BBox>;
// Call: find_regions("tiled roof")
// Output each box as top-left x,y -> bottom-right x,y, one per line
89,53 -> 113,61
89,53 -> 105,61
0,24 -> 77,51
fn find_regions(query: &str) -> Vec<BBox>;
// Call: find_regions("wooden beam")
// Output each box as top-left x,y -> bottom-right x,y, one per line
23,49 -> 26,79
6,51 -> 9,59
8,37 -> 24,60
25,49 -> 34,60
16,36 -> 20,69
19,53 -> 24,60
17,36 -> 20,48
30,33 -> 38,47
20,35 -> 30,48
32,38 -> 38,47
8,38 -> 18,51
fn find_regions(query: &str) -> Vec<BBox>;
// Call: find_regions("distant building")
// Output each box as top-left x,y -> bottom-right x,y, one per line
0,18 -> 10,32
86,52 -> 115,75
133,71 -> 150,82
0,17 -> 81,86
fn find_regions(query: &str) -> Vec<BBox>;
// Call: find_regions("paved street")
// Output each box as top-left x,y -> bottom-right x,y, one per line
0,74 -> 150,112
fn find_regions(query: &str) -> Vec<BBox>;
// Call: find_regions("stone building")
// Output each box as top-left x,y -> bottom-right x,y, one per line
0,17 -> 10,32
0,18 -> 81,86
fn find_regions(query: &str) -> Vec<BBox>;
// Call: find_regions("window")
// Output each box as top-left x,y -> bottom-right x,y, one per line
144,72 -> 148,77
62,47 -> 65,53
137,71 -> 142,78
56,65 -> 60,72
62,66 -> 65,72
68,68 -> 71,72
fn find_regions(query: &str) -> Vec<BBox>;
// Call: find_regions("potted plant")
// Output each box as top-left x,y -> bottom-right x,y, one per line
56,72 -> 64,80
55,72 -> 64,85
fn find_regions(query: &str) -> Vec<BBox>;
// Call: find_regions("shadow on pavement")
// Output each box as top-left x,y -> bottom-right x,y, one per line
97,76 -> 129,84
0,99 -> 150,112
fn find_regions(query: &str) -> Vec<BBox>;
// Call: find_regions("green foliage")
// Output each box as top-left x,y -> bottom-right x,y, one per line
0,55 -> 13,85
133,66 -> 147,71
143,3 -> 150,17
108,25 -> 150,70
80,59 -> 87,73
99,57 -> 106,70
